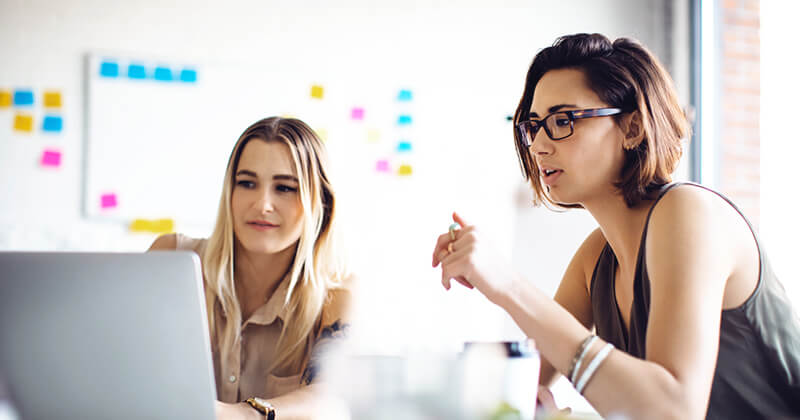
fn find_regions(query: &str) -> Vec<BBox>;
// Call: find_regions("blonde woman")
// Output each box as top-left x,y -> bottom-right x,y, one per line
150,117 -> 352,420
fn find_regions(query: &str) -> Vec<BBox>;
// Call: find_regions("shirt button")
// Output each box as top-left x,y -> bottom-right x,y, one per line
229,375 -> 237,383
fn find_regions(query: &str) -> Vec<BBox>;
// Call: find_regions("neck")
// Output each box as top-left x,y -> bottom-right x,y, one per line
582,190 -> 653,270
234,241 -> 297,307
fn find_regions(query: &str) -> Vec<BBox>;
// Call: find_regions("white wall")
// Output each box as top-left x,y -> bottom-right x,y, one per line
0,0 -> 682,413
761,0 -> 800,307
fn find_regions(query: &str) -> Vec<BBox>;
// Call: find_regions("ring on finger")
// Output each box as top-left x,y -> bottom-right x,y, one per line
447,242 -> 454,253
449,223 -> 460,241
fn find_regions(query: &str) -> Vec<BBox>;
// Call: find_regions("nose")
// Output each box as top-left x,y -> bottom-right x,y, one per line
530,128 -> 554,156
253,190 -> 275,214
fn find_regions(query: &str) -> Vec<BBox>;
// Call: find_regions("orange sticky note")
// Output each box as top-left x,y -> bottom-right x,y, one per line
43,91 -> 62,108
13,114 -> 33,132
0,90 -> 11,108
310,85 -> 324,99
397,164 -> 413,176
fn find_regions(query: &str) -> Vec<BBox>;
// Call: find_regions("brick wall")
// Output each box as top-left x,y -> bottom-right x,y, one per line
719,0 -> 760,227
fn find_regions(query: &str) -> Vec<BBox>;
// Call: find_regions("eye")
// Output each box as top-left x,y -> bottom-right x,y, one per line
555,116 -> 571,127
276,184 -> 298,193
236,180 -> 255,189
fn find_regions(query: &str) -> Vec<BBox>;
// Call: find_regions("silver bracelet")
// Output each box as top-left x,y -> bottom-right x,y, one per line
568,335 -> 598,383
575,342 -> 615,394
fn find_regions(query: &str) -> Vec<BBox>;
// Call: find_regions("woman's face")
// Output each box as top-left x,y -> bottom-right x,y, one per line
231,139 -> 304,255
528,68 -> 627,205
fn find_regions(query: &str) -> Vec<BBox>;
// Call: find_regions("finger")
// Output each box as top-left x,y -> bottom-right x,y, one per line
537,386 -> 558,411
441,270 -> 451,290
431,232 -> 453,267
452,211 -> 471,229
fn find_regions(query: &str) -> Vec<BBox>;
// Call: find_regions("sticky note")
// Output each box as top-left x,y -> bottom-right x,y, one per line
351,107 -> 364,120
13,114 -> 33,132
100,193 -> 118,209
40,149 -> 62,168
397,115 -> 412,125
42,115 -> 63,133
43,91 -> 62,108
154,66 -> 173,81
376,160 -> 390,173
13,90 -> 34,106
367,129 -> 380,143
179,68 -> 197,83
130,218 -> 175,234
128,64 -> 147,79
316,128 -> 328,143
397,89 -> 413,101
397,164 -> 413,176
310,85 -> 324,99
100,61 -> 119,78
397,141 -> 412,152
0,90 -> 12,108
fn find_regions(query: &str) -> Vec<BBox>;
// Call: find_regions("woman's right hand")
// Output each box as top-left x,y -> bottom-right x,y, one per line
431,212 -> 520,305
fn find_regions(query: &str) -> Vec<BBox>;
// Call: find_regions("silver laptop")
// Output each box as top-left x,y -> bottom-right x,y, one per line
0,251 -> 217,420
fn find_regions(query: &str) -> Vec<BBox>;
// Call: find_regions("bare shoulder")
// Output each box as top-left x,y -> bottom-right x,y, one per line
648,185 -> 720,237
148,233 -> 178,251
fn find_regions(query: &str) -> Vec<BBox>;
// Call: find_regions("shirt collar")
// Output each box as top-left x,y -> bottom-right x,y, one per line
244,279 -> 291,326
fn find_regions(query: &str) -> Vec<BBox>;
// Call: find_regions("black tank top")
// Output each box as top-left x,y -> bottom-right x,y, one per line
590,182 -> 800,419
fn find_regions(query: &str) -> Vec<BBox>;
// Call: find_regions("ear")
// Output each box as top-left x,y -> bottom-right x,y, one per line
621,110 -> 645,150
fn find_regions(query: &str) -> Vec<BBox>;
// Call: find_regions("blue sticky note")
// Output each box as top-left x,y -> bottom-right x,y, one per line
397,141 -> 412,152
154,67 -> 173,81
179,69 -> 197,83
13,90 -> 34,106
128,64 -> 147,79
397,89 -> 413,101
397,115 -> 413,125
100,61 -> 119,77
42,115 -> 63,133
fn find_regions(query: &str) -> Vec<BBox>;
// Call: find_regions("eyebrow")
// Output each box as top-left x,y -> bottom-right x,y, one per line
529,104 -> 578,119
235,170 -> 298,183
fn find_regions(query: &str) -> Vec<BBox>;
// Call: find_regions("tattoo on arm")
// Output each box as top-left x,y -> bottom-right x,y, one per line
302,320 -> 350,385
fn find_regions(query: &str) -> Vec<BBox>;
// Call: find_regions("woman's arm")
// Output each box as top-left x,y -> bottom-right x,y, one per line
436,188 -> 738,419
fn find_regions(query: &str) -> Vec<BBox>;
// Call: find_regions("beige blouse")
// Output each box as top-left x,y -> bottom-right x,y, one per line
176,234 -> 343,403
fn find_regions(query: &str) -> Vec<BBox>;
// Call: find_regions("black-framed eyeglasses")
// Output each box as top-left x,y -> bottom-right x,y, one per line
516,107 -> 624,146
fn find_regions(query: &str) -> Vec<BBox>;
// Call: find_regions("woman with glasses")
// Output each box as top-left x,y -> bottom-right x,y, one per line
150,117 -> 352,420
432,33 -> 799,419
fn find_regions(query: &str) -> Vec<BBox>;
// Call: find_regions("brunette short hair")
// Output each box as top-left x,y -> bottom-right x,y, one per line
512,33 -> 690,208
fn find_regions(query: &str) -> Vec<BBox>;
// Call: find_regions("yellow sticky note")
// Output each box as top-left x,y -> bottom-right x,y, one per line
130,218 -> 175,234
367,129 -> 380,143
316,128 -> 328,143
43,91 -> 62,108
13,114 -> 33,132
310,85 -> 324,99
0,90 -> 11,108
397,164 -> 413,176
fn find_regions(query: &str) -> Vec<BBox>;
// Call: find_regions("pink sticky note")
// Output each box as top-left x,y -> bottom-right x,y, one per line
40,149 -> 62,168
101,193 -> 118,209
376,159 -> 390,172
351,107 -> 364,120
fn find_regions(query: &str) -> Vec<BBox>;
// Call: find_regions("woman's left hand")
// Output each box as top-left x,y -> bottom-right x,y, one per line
431,212 -> 518,305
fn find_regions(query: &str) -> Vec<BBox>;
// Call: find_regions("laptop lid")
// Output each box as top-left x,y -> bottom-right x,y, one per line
0,251 -> 217,420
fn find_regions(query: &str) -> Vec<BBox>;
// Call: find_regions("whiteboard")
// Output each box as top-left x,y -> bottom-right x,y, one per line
84,53 -> 425,226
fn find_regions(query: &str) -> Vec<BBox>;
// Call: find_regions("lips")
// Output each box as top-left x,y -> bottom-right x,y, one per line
539,165 -> 563,185
247,220 -> 278,230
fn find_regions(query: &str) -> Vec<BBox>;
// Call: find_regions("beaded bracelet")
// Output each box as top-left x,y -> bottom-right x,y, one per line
567,335 -> 598,383
575,342 -> 615,394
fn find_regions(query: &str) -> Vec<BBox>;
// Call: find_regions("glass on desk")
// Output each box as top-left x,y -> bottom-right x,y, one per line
326,340 -> 539,420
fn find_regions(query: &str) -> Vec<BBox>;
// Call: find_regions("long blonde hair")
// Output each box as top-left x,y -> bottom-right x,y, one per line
203,117 -> 346,373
